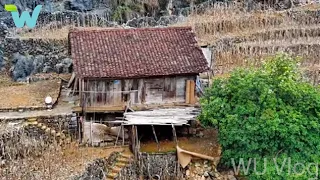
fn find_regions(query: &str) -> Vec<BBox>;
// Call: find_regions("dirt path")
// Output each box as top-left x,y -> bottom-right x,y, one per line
0,102 -> 73,119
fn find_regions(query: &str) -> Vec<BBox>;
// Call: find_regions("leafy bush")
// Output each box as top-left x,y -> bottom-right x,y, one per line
112,5 -> 132,23
199,54 -> 320,179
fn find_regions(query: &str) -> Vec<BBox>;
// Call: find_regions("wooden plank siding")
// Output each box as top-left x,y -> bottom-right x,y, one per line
79,75 -> 196,107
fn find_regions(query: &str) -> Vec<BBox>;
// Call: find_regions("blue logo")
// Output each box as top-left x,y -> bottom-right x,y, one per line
5,4 -> 42,28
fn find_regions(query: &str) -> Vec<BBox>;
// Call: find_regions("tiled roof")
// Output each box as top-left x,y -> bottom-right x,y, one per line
69,27 -> 209,78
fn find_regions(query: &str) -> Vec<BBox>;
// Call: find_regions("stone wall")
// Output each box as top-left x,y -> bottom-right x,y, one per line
116,162 -> 139,180
116,152 -> 177,180
36,114 -> 78,139
0,114 -> 78,139
178,120 -> 206,138
140,152 -> 177,178
75,152 -> 120,180
0,122 -> 51,162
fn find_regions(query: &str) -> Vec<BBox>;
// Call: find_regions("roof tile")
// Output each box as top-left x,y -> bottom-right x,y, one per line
69,27 -> 208,78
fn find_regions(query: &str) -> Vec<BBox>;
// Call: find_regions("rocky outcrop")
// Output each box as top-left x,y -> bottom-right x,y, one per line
3,38 -> 69,81
125,15 -> 184,27
64,0 -> 111,12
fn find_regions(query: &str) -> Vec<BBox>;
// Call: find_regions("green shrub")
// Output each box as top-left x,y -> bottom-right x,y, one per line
199,54 -> 320,179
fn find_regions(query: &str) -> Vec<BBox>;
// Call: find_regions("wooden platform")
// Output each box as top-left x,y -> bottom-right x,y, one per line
72,103 -> 200,113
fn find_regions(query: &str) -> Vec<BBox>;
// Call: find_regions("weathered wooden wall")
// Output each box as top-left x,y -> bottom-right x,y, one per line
79,75 -> 196,107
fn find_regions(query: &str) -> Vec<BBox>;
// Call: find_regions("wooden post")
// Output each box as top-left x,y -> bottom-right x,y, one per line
78,115 -> 81,143
132,125 -> 139,160
185,80 -> 191,104
114,123 -> 122,147
90,117 -> 93,146
190,80 -> 195,104
151,125 -> 160,151
171,124 -> 178,145
135,126 -> 139,158
122,124 -> 125,146
131,125 -> 136,157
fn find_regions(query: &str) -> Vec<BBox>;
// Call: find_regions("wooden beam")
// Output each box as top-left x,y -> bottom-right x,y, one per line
68,72 -> 76,88
72,105 -> 125,113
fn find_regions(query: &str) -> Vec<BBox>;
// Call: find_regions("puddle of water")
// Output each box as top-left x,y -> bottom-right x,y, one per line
140,129 -> 220,157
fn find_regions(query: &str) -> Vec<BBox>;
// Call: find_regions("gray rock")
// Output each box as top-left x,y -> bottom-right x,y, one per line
195,162 -> 201,167
227,175 -> 237,180
157,15 -> 179,26
12,54 -> 34,80
33,55 -> 45,73
55,58 -> 73,73
42,65 -> 53,73
126,17 -> 158,28
65,0 -> 94,11
0,22 -> 8,38
186,170 -> 190,176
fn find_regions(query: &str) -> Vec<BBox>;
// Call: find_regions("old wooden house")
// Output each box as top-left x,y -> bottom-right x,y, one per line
69,27 -> 208,116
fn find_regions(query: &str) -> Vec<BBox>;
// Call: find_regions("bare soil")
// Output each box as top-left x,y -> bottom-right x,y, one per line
0,78 -> 60,108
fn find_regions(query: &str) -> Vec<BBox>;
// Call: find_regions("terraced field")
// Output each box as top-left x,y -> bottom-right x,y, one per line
174,3 -> 320,85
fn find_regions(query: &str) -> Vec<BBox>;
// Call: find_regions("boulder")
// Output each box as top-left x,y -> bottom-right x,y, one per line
55,58 -> 73,73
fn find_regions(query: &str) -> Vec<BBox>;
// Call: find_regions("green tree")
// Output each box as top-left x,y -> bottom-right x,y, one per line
199,54 -> 320,179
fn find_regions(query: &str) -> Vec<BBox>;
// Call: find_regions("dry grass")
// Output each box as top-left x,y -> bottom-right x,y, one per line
171,2 -> 320,82
0,79 -> 60,108
1,142 -> 124,180
19,26 -> 124,40
19,26 -> 72,40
